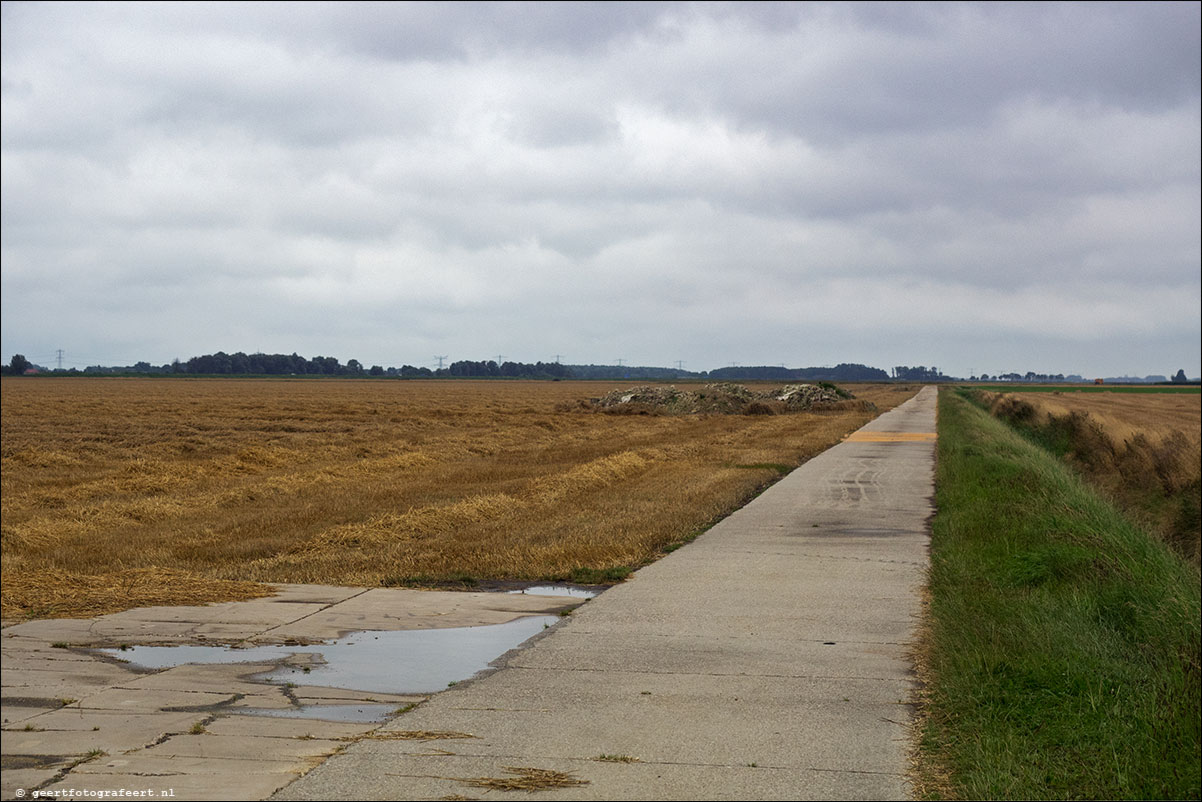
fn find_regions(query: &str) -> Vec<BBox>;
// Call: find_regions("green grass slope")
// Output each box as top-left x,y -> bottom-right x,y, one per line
918,389 -> 1200,800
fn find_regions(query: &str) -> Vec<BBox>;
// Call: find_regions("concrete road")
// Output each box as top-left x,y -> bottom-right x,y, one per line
275,385 -> 937,801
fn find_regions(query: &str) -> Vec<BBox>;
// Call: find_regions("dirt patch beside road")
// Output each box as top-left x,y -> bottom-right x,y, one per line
588,382 -> 868,415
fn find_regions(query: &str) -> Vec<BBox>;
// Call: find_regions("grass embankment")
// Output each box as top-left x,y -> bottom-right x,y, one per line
917,389 -> 1200,800
0,378 -> 916,619
982,390 -> 1200,566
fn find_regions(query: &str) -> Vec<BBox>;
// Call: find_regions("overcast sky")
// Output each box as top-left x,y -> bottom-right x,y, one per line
3,2 -> 1199,378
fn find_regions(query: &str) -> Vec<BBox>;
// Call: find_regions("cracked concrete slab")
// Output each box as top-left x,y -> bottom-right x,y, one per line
202,715 -> 368,740
1,767 -> 61,799
73,689 -> 243,712
13,708 -> 202,736
133,732 -> 346,762
3,582 -> 581,801
1,705 -> 58,725
254,588 -> 579,643
109,662 -> 283,694
361,671 -> 913,772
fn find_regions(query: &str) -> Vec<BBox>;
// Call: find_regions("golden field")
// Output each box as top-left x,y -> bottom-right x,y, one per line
1007,391 -> 1201,449
1,378 -> 917,619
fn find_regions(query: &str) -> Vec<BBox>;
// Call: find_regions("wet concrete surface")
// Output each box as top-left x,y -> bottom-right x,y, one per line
1,585 -> 582,801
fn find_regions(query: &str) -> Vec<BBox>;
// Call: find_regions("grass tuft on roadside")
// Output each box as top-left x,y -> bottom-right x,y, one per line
916,389 -> 1200,800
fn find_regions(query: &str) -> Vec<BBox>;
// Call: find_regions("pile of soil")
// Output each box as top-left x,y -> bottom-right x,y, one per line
590,382 -> 859,415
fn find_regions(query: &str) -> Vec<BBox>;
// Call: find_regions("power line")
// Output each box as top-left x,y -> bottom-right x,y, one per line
434,355 -> 447,370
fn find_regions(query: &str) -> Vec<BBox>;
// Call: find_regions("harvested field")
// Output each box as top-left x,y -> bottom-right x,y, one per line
0,378 -> 917,619
1006,390 -> 1201,447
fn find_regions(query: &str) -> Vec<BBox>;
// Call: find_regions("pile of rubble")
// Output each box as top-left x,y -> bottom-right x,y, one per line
590,382 -> 858,415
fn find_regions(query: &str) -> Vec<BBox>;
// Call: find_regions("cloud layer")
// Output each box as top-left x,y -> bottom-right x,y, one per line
3,2 -> 1199,376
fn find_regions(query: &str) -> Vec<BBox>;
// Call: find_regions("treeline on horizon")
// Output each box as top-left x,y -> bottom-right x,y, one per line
4,352 -> 1196,384
2,351 -> 897,382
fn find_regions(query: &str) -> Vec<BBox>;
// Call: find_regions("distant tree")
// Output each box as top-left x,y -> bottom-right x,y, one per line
308,355 -> 342,375
1172,369 -> 1188,383
892,365 -> 947,381
6,354 -> 31,375
369,364 -> 384,376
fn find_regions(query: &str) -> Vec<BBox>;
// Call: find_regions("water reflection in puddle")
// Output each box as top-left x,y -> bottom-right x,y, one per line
99,615 -> 558,695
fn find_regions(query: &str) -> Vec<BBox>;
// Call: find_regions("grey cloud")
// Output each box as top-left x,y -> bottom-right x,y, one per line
2,2 -> 1198,377
621,3 -> 1200,145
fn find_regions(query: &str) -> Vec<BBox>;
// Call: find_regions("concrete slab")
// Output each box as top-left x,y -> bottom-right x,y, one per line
2,620 -> 101,644
273,751 -> 907,801
1,662 -> 136,690
43,754 -> 318,802
77,688 -> 241,712
40,771 -> 305,802
369,672 -> 911,773
71,752 -> 311,776
204,714 -> 370,740
1,727 -> 140,758
100,600 -> 329,627
255,587 -> 578,643
1,705 -> 57,724
0,681 -> 110,701
112,662 -> 280,694
503,628 -> 913,680
0,753 -> 75,771
0,767 -> 64,800
136,732 -> 343,762
2,638 -> 101,661
9,708 -> 200,736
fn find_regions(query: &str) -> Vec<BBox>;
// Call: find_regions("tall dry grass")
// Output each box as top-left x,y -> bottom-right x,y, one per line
1,378 -> 916,618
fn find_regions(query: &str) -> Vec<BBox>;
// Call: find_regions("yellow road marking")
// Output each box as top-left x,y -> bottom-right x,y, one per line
845,431 -> 937,442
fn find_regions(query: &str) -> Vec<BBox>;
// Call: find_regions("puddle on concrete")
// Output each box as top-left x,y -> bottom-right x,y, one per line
507,584 -> 598,599
98,615 -> 558,696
